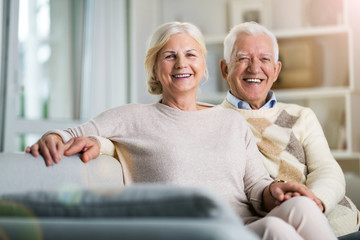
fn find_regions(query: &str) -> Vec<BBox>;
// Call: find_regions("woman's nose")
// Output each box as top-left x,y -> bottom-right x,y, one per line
175,56 -> 186,68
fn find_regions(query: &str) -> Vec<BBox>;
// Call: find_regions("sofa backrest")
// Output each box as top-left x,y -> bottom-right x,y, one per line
0,153 -> 124,195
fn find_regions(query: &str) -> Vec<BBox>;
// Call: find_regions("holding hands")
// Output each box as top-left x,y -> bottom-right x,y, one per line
264,180 -> 324,212
26,134 -> 100,166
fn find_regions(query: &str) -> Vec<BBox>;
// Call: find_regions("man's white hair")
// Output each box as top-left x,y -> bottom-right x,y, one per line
223,22 -> 279,63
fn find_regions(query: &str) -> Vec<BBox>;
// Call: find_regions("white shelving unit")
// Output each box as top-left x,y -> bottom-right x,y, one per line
200,0 -> 360,175
271,0 -> 360,175
130,0 -> 360,174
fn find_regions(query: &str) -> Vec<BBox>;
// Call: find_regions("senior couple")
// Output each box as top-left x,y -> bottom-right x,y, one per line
27,21 -> 359,239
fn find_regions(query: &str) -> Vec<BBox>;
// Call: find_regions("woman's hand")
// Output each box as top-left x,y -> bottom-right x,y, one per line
26,135 -> 100,166
26,133 -> 65,166
63,136 -> 100,163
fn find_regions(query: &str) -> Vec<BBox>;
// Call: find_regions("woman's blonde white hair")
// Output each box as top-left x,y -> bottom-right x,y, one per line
223,21 -> 279,63
145,21 -> 208,95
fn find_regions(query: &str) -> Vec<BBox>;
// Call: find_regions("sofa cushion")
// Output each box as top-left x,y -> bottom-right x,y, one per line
0,184 -> 240,221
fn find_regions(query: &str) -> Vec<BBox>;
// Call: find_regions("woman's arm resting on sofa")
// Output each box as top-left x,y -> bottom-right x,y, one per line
26,133 -> 65,166
64,136 -> 100,163
26,135 -> 100,166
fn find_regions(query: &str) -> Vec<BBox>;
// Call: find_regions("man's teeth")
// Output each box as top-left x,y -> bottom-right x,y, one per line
174,74 -> 191,78
246,78 -> 261,83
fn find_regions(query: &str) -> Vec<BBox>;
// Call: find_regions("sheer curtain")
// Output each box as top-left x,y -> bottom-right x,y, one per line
0,0 -> 128,152
81,0 -> 128,120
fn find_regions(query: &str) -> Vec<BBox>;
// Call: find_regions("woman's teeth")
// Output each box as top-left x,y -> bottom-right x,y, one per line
173,74 -> 191,78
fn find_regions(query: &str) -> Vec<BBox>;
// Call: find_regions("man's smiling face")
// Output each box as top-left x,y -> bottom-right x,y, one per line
221,32 -> 282,109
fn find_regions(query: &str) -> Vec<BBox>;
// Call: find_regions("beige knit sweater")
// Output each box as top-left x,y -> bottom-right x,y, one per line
51,102 -> 273,224
222,99 -> 360,236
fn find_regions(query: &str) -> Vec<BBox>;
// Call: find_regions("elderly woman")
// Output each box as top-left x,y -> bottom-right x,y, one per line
27,22 -> 336,240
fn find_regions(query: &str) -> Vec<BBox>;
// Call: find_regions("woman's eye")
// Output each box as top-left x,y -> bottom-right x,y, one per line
165,55 -> 176,59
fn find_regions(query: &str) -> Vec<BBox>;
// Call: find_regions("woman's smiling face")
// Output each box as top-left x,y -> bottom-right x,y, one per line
155,32 -> 206,98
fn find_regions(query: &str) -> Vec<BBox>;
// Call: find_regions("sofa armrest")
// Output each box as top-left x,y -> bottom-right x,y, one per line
0,153 -> 124,195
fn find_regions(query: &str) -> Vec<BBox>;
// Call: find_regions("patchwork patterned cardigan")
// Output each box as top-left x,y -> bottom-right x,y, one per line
222,99 -> 360,237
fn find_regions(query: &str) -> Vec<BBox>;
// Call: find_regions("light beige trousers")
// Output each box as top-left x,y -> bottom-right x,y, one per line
247,196 -> 337,240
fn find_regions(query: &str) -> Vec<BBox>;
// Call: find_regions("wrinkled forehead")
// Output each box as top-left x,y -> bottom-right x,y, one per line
160,33 -> 204,55
231,33 -> 274,59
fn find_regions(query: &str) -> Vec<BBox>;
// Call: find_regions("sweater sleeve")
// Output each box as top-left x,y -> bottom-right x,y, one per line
299,108 -> 345,213
44,106 -> 123,156
243,126 -> 273,216
88,136 -> 116,156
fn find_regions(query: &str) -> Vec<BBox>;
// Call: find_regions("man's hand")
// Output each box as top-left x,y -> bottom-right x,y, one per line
263,181 -> 324,212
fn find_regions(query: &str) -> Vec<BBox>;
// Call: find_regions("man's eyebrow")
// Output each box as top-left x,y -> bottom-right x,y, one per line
261,52 -> 273,57
235,52 -> 249,57
235,52 -> 273,57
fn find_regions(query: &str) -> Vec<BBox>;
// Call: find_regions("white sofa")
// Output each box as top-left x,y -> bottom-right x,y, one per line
0,152 -> 259,240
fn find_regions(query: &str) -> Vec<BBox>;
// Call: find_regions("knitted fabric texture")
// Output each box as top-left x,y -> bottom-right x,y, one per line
222,99 -> 360,237
49,103 -> 273,224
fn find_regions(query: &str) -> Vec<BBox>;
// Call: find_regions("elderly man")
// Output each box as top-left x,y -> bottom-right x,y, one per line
220,22 -> 360,238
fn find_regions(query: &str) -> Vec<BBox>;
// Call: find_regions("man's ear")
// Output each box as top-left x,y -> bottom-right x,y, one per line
273,61 -> 282,83
220,59 -> 229,81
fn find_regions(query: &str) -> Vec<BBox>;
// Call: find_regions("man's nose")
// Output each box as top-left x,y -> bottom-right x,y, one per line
247,58 -> 261,73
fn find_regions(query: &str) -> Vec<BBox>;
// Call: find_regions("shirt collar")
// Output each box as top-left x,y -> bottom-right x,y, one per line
226,90 -> 277,110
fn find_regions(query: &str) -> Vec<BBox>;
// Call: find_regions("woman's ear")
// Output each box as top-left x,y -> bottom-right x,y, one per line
220,59 -> 229,81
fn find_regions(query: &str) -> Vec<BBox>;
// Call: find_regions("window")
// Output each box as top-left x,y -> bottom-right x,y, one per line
0,0 -> 128,152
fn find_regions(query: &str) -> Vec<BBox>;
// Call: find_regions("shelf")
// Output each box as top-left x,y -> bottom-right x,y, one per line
273,25 -> 350,39
274,87 -> 351,100
204,25 -> 350,45
332,151 -> 360,160
334,151 -> 360,176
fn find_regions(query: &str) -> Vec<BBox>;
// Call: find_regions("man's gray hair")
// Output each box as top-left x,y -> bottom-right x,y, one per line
223,22 -> 279,63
